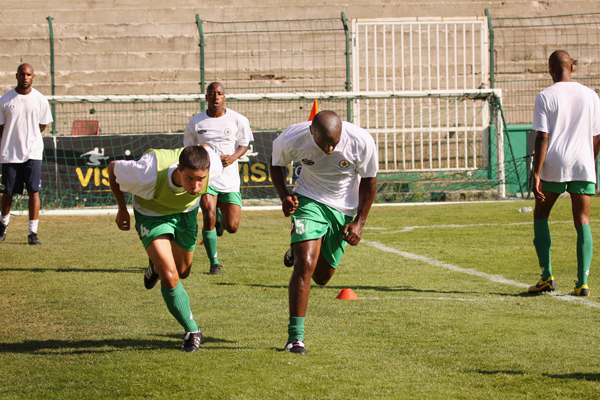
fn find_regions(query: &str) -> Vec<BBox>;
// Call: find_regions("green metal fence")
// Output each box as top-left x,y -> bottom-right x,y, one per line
489,12 -> 600,125
195,16 -> 352,129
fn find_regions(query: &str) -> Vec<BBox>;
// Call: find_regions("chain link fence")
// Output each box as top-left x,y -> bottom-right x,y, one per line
489,12 -> 600,125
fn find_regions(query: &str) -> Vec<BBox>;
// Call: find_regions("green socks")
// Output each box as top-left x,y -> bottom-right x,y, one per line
576,224 -> 593,288
161,282 -> 199,333
533,219 -> 552,280
202,228 -> 219,265
288,316 -> 305,342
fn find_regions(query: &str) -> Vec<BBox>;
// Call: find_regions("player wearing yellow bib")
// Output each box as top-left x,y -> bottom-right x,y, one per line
270,111 -> 378,354
184,82 -> 254,275
108,145 -> 222,352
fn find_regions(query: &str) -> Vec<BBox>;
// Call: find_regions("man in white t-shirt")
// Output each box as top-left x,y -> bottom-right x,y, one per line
0,63 -> 53,245
270,110 -> 378,354
108,145 -> 222,352
183,82 -> 254,275
528,50 -> 600,297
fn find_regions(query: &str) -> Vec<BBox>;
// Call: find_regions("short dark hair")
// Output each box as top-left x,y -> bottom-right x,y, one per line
179,146 -> 210,171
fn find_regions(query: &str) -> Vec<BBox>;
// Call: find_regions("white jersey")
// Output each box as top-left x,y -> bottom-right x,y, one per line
533,81 -> 600,183
0,88 -> 53,163
183,108 -> 253,192
272,120 -> 378,217
113,147 -> 222,216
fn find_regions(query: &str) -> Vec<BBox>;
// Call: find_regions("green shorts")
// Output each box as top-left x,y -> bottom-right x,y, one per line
134,207 -> 199,251
290,195 -> 354,269
206,185 -> 242,207
542,180 -> 596,195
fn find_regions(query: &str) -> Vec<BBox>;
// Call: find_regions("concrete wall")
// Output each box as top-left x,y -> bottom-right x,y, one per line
1,0 -> 599,96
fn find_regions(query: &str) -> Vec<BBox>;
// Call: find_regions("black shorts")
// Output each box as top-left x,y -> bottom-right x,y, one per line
1,160 -> 42,194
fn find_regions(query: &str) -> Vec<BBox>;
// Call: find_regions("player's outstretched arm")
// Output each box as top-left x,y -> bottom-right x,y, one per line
532,131 -> 549,202
108,161 -> 131,231
343,176 -> 377,246
269,158 -> 298,217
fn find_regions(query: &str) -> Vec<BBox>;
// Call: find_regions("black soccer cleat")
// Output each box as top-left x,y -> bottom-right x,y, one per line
181,330 -> 203,353
0,221 -> 7,242
144,259 -> 160,289
27,232 -> 41,245
283,246 -> 294,268
284,338 -> 307,354
209,264 -> 222,275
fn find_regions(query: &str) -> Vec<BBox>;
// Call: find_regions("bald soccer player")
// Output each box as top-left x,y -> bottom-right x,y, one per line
270,111 -> 378,354
528,50 -> 600,297
0,63 -> 53,245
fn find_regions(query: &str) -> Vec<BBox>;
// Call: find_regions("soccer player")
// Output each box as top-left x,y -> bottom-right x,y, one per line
270,110 -> 378,354
183,82 -> 253,275
108,145 -> 222,352
0,63 -> 53,245
528,50 -> 600,296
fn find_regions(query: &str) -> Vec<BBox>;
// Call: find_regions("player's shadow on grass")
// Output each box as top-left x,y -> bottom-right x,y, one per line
477,370 -> 600,381
0,336 -> 248,354
0,267 -> 142,274
214,282 -> 478,295
0,338 -> 177,354
156,334 -> 250,350
543,373 -> 600,381
475,370 -> 525,375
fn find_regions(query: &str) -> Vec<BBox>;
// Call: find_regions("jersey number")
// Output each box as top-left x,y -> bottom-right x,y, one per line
140,224 -> 150,237
294,218 -> 306,235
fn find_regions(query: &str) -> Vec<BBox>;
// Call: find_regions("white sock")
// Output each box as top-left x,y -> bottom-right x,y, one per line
29,219 -> 39,234
0,214 -> 9,226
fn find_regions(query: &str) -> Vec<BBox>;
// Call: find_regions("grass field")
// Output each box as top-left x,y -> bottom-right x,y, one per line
2,197 -> 600,399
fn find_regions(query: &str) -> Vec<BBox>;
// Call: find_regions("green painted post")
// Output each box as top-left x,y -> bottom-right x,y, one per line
341,12 -> 352,122
195,14 -> 206,111
485,9 -> 495,89
485,10 -> 495,180
46,16 -> 56,136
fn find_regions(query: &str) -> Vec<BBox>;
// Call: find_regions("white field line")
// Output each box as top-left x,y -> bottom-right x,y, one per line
364,219 -> 600,234
13,199 -> 521,217
363,239 -> 600,308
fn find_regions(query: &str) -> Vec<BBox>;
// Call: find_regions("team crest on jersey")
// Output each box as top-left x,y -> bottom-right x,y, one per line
301,159 -> 315,166
224,128 -> 232,136
196,129 -> 207,135
339,160 -> 350,169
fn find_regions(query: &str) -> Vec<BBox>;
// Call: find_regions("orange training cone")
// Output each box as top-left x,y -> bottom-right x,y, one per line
336,288 -> 359,300
308,100 -> 318,121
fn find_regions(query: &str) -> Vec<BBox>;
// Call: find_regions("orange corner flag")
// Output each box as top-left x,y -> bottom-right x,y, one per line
308,100 -> 318,121
336,288 -> 359,300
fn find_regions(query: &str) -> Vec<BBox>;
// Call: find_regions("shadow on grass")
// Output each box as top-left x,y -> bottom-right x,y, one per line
214,282 -> 478,295
0,267 -> 143,273
476,370 -> 600,381
475,370 -> 525,375
543,373 -> 600,381
0,335 -> 242,354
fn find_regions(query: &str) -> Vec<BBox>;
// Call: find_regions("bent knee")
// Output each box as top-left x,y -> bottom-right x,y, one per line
224,223 -> 239,234
312,276 -> 330,286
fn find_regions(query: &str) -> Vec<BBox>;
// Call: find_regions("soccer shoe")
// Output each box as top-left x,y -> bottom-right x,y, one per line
528,276 -> 555,293
284,338 -> 307,354
209,264 -> 222,275
181,330 -> 203,353
570,284 -> 590,297
215,207 -> 224,237
283,246 -> 294,268
27,232 -> 41,245
144,259 -> 160,289
0,221 -> 7,242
